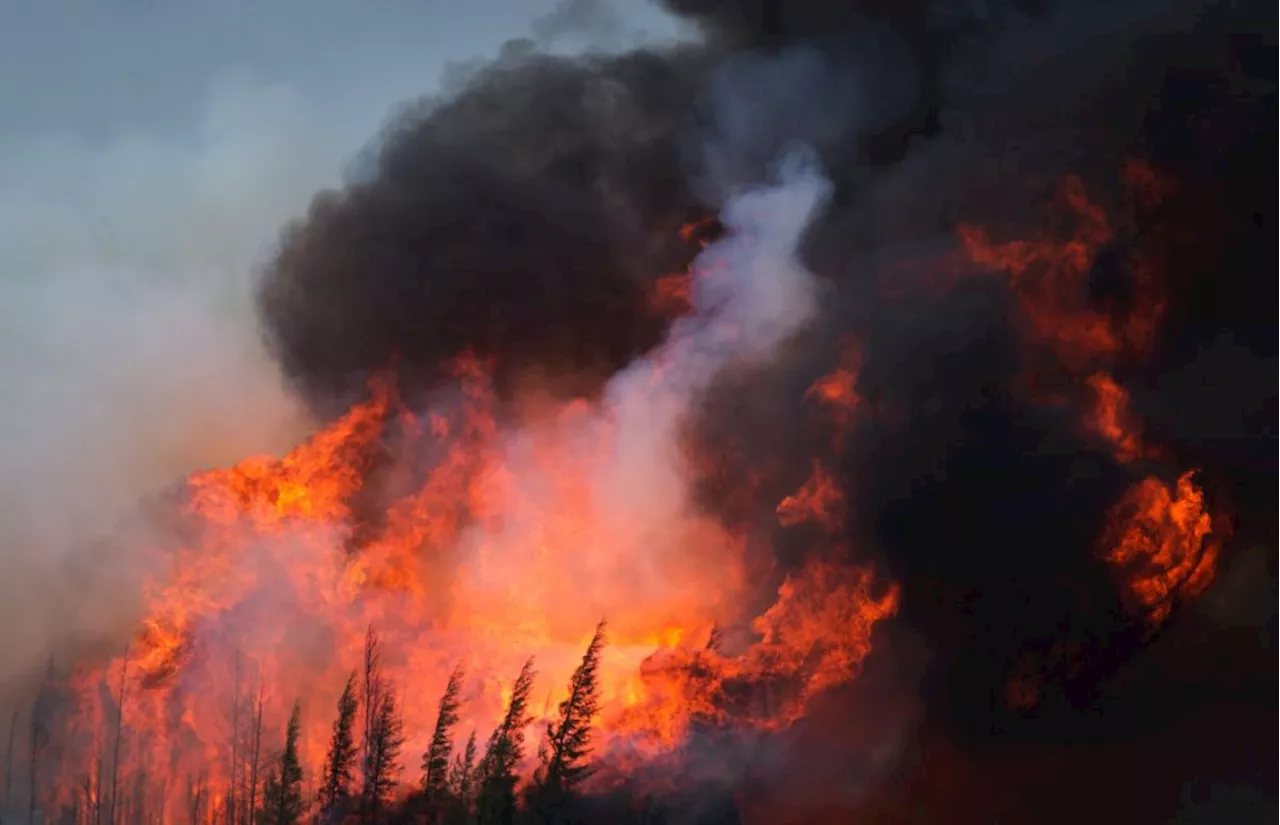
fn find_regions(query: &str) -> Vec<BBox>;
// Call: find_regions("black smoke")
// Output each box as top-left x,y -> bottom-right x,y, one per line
255,0 -> 1276,822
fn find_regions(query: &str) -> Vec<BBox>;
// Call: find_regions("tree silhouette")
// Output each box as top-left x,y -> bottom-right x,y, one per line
446,729 -> 478,821
532,621 -> 606,819
422,665 -> 465,806
317,672 -> 360,822
476,658 -> 536,825
361,683 -> 405,823
259,703 -> 304,825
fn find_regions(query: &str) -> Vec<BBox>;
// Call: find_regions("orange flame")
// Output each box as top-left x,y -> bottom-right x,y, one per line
52,346 -> 894,818
956,172 -> 1166,369
1099,470 -> 1219,627
776,462 -> 844,532
1083,371 -> 1146,463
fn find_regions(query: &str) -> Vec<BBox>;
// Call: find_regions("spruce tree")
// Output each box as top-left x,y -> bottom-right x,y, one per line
317,672 -> 360,822
476,658 -> 536,825
259,703 -> 304,825
422,665 -> 464,804
538,620 -> 606,802
446,730 -> 478,816
360,683 -> 405,823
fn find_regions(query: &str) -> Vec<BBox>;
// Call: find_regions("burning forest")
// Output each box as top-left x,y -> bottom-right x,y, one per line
1,1 -> 1275,824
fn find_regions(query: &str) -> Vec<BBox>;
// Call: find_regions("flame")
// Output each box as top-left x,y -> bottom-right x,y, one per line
804,340 -> 863,438
1099,470 -> 1220,627
776,462 -> 844,532
956,172 -> 1166,369
955,165 -> 1224,709
49,284 -> 895,820
1083,371 -> 1146,463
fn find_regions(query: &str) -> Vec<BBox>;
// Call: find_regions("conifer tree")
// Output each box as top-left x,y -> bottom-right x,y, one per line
317,672 -> 360,822
360,683 -> 405,823
476,658 -> 536,825
446,730 -> 478,814
259,703 -> 304,825
422,665 -> 464,804
538,620 -> 606,802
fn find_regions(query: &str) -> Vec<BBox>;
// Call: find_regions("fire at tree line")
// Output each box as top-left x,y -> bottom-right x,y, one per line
6,623 -> 611,825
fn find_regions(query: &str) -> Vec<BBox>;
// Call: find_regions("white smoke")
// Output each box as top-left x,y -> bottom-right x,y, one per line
0,0 -> 697,710
446,149 -> 832,648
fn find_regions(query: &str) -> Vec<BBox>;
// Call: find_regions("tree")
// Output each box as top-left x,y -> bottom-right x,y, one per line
108,646 -> 130,825
317,672 -> 360,822
360,684 -> 405,823
422,665 -> 465,805
245,681 -> 266,825
446,730 -> 478,817
536,620 -> 606,809
259,703 -> 304,825
476,658 -> 536,825
361,627 -> 382,781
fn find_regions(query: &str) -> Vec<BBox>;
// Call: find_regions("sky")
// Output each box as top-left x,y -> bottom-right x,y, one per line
0,0 -> 689,693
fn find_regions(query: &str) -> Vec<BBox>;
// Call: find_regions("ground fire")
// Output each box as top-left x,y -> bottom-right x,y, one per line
3,1 -> 1274,824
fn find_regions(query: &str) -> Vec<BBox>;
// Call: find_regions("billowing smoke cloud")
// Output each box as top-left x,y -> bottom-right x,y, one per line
6,0 -> 1272,820
0,0 -> 691,706
250,0 -> 1273,818
0,76 -> 332,700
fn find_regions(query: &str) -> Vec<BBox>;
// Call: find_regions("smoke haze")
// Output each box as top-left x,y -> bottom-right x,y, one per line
0,0 -> 1273,822
0,0 -> 688,702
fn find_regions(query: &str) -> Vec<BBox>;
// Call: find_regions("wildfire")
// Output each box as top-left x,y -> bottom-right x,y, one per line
49,264 -> 895,821
955,164 -> 1224,708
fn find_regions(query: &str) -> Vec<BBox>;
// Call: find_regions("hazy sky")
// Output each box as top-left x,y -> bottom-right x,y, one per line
0,0 -> 687,691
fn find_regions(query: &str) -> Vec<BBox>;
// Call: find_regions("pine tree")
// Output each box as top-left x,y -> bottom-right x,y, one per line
317,672 -> 360,822
537,620 -> 606,805
446,730 -> 478,814
259,703 -> 304,825
422,665 -> 464,803
358,680 -> 401,818
476,658 -> 536,825
360,683 -> 405,823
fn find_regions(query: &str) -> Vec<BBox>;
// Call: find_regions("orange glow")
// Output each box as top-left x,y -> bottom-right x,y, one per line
956,173 -> 1165,369
1083,371 -> 1145,463
776,462 -> 844,532
52,322 -> 895,820
650,272 -> 694,317
1099,470 -> 1219,627
805,341 -> 863,439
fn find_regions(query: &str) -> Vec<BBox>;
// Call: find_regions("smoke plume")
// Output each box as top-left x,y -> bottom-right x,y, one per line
5,0 -> 1273,821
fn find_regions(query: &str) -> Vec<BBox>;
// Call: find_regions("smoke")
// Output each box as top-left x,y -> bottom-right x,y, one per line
459,146 -> 831,631
0,75 -> 337,700
6,0 -> 1273,819
0,0 -> 690,705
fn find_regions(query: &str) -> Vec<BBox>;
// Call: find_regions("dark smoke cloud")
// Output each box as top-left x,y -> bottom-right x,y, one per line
257,44 -> 714,414
254,0 -> 1046,413
252,0 -> 1275,820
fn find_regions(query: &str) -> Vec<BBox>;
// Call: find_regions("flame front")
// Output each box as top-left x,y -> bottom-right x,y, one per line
51,251 -> 895,820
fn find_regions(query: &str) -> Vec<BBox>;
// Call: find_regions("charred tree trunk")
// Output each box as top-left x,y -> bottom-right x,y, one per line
108,648 -> 129,825
228,653 -> 242,825
245,682 -> 263,825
